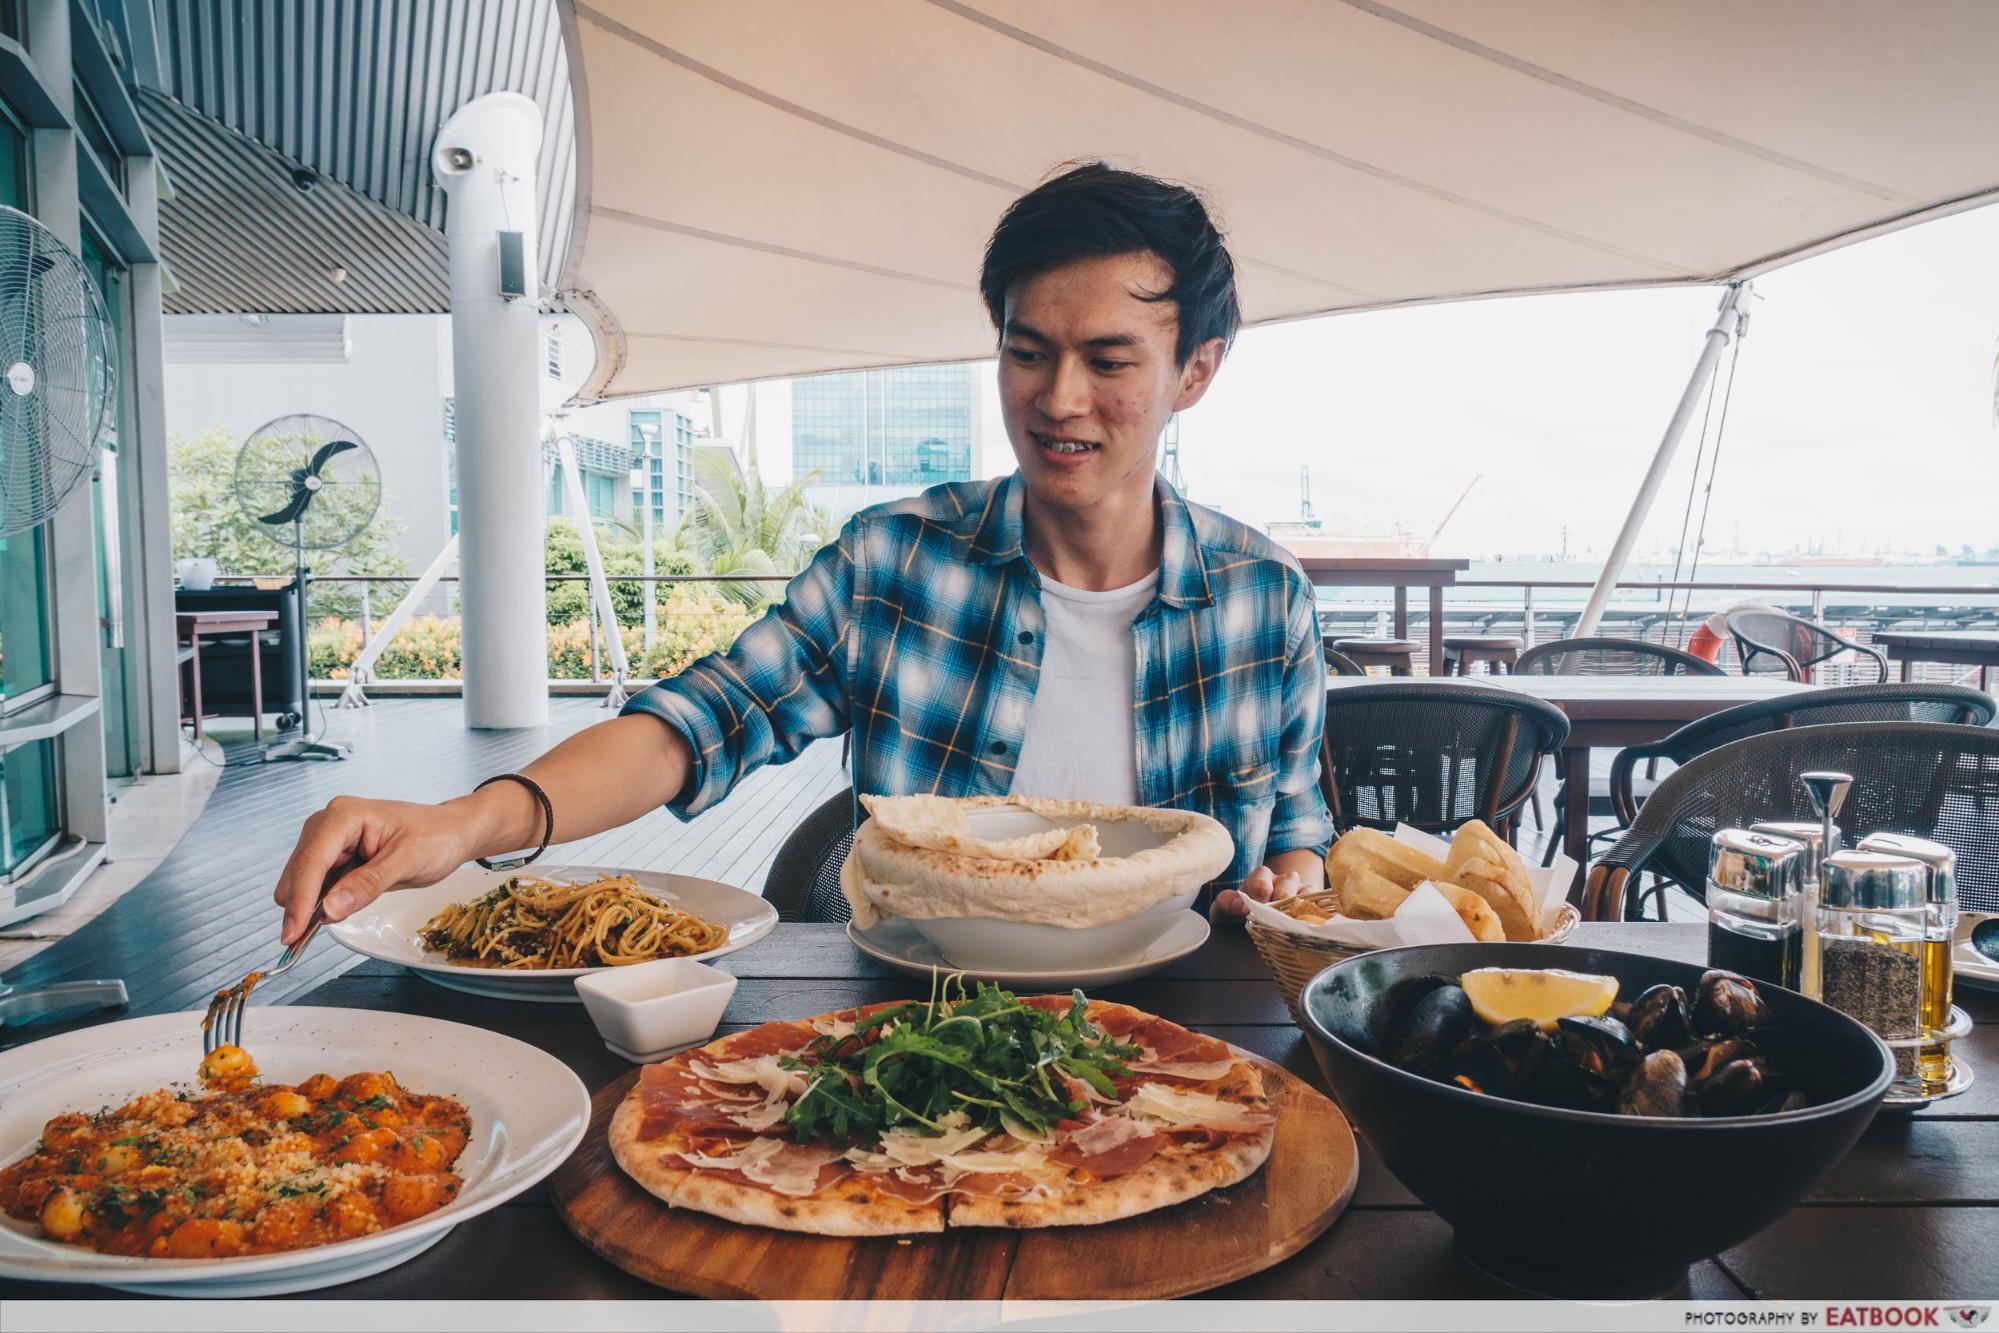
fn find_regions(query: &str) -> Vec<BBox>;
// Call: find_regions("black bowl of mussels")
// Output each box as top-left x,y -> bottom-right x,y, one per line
1299,943 -> 1893,1300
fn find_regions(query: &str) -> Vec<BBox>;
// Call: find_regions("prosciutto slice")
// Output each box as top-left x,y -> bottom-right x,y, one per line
1048,1116 -> 1164,1178
638,1059 -> 762,1138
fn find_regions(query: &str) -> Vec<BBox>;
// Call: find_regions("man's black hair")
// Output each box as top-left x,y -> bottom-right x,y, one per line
979,162 -> 1240,366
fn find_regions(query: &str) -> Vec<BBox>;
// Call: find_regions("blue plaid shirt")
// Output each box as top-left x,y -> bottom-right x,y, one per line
623,472 -> 1334,889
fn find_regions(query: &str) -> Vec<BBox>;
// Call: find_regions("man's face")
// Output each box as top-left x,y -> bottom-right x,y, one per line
998,252 -> 1222,517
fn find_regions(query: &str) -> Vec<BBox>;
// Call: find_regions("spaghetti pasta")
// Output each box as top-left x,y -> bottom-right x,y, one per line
417,873 -> 728,969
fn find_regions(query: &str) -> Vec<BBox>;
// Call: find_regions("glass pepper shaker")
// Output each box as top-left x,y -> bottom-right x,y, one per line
1750,819 -> 1841,1000
1706,828 -> 1806,989
1818,851 -> 1932,1096
1855,833 -> 1958,1095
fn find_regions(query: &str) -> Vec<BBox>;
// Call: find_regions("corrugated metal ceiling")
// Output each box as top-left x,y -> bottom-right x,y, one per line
143,89 -> 451,315
139,0 -> 576,295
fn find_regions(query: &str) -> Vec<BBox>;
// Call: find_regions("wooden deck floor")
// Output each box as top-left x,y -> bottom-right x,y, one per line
0,698 -> 849,1032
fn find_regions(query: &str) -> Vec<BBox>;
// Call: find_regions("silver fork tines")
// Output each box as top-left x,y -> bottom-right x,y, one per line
201,905 -> 327,1057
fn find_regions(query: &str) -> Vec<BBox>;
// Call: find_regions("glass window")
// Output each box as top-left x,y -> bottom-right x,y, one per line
0,120 -> 50,708
1,737 -> 59,873
72,79 -> 123,191
81,225 -> 139,779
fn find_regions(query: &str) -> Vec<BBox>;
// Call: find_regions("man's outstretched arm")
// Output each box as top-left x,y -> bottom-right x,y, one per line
273,713 -> 690,944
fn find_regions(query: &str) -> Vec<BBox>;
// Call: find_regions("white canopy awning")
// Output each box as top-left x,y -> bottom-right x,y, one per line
559,0 -> 1999,400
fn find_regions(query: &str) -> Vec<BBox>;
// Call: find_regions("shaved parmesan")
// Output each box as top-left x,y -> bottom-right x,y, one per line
676,1137 -> 844,1197
1064,1115 -> 1156,1155
1128,1049 -> 1239,1081
999,1114 -> 1053,1144
674,1137 -> 786,1171
691,1054 -> 808,1130
810,1015 -> 856,1039
1120,1082 -> 1269,1130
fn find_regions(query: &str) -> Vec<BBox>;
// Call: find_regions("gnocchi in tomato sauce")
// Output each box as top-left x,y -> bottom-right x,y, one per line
0,1061 -> 469,1259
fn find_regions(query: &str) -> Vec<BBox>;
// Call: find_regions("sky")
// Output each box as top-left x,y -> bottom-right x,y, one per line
909,202 -> 1999,562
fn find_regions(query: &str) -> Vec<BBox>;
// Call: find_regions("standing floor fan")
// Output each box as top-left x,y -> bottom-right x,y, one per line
233,414 -> 382,760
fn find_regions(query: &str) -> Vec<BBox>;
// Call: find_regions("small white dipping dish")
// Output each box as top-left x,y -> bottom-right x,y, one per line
574,957 -> 737,1063
904,806 -> 1205,972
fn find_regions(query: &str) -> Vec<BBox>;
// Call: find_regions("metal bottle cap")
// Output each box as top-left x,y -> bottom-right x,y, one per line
1708,828 -> 1805,901
1821,851 -> 1929,912
1749,820 -> 1840,881
1855,832 -> 1956,907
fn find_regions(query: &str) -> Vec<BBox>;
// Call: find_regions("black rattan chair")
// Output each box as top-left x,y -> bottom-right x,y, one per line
763,787 -> 856,923
1607,683 -> 1996,824
1515,636 -> 1724,863
1726,609 -> 1888,683
1320,680 -> 1569,839
1323,642 -> 1365,677
1585,721 -> 1999,920
1515,636 -> 1725,678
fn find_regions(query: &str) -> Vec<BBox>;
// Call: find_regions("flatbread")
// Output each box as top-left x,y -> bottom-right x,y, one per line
606,998 -> 1275,1236
843,795 -> 1234,929
861,794 -> 1102,862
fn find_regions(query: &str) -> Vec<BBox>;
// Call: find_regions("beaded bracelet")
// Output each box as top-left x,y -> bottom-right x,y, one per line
472,773 -> 555,871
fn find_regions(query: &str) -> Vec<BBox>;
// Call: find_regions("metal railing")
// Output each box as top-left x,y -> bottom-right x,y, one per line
203,570 -> 1999,689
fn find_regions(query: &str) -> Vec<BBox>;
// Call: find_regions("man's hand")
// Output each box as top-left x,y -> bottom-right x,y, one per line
271,714 -> 696,946
1211,864 -> 1307,922
272,794 -> 502,944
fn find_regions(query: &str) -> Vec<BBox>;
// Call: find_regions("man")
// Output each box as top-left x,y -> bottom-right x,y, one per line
275,163 -> 1332,943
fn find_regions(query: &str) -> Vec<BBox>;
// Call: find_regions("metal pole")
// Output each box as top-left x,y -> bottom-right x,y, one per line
1576,283 -> 1750,638
640,423 -> 657,654
433,93 -> 548,727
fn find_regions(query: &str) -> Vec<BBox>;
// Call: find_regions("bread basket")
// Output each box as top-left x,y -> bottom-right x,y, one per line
1250,891 -> 1581,1024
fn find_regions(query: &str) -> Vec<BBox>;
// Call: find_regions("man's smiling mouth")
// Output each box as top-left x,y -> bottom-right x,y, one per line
1033,432 -> 1100,455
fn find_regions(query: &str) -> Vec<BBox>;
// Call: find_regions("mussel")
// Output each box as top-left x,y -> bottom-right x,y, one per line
1680,1036 -> 1760,1084
1691,970 -> 1772,1038
1616,1049 -> 1689,1117
1692,1057 -> 1769,1116
1385,984 -> 1476,1078
1625,984 -> 1692,1050
1448,1018 -> 1548,1096
1550,1016 -> 1640,1108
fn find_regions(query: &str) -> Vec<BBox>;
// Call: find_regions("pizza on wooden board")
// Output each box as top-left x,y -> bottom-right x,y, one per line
607,983 -> 1277,1235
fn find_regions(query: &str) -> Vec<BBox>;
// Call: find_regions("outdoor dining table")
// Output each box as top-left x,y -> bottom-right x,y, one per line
3,920 -> 1989,1302
1485,675 -> 1819,889
1871,629 -> 1999,691
1296,557 -> 1471,673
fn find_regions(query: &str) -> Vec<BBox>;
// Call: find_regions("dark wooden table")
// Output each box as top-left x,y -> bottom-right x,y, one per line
1297,557 -> 1471,673
5,922 -> 1992,1301
176,609 -> 275,743
1873,629 -> 1999,691
1488,676 -> 1818,883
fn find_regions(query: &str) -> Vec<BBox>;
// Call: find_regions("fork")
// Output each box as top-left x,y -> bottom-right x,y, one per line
202,884 -> 334,1056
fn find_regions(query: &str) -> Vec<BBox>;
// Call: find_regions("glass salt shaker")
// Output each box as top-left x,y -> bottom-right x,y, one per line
1706,828 -> 1805,989
1818,851 -> 1931,1097
1855,832 -> 1959,1095
1750,819 -> 1840,1001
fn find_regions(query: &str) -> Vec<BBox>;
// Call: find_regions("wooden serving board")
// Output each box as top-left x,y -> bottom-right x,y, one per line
548,1052 -> 1357,1301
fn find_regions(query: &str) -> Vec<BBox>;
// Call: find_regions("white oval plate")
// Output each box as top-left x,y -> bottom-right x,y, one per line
326,864 -> 779,1002
1954,911 -> 1999,992
848,910 -> 1210,989
0,1007 -> 589,1296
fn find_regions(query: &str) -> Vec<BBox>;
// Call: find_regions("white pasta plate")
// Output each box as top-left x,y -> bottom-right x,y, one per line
0,1007 -> 588,1296
325,863 -> 779,1002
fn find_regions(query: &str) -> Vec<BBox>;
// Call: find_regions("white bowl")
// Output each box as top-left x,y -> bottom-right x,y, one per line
903,806 -> 1205,972
574,958 -> 737,1061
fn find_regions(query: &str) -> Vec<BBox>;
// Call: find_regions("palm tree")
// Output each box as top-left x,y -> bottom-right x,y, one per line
679,450 -> 826,606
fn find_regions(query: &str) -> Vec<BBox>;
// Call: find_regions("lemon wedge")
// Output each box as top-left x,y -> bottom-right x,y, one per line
1460,967 -> 1618,1029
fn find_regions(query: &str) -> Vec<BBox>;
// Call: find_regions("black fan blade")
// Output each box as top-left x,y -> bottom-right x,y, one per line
258,488 -> 314,526
307,439 -> 358,475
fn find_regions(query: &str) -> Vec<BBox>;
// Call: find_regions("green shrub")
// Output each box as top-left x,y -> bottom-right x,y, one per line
309,587 -> 760,682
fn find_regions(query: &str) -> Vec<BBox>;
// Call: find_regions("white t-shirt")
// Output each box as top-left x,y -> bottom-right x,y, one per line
1008,569 -> 1159,805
